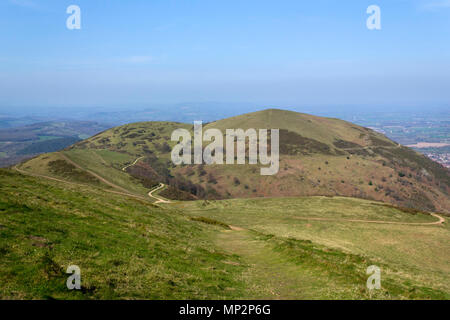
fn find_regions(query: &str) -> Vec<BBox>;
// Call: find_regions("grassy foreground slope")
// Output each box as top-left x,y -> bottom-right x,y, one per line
21,109 -> 449,213
179,197 -> 450,299
0,169 -> 246,299
1,168 -> 449,299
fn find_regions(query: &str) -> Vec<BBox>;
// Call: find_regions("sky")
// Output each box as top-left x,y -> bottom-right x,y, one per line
0,0 -> 449,111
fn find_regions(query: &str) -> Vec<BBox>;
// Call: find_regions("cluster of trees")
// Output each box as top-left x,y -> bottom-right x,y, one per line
134,157 -> 222,200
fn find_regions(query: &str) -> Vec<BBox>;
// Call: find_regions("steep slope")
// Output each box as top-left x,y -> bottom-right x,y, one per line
205,109 -> 381,146
18,109 -> 450,213
0,169 -> 246,299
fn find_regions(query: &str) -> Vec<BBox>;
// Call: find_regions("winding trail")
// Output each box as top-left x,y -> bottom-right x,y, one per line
58,153 -> 132,194
216,228 -> 314,299
120,156 -> 171,204
294,212 -> 445,226
340,144 -> 402,152
148,183 -> 171,204
14,153 -> 171,205
13,164 -> 150,202
122,156 -> 144,171
14,162 -> 446,223
13,153 -> 446,222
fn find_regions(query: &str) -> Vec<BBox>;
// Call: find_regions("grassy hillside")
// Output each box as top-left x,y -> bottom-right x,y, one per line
204,109 -> 386,146
1,169 -> 448,299
0,169 -> 246,299
178,196 -> 450,299
21,109 -> 449,213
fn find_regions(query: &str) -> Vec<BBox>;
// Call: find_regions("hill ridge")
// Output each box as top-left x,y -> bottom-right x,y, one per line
19,109 -> 450,213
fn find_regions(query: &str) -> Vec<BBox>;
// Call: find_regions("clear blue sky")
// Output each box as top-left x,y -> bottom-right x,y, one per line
0,0 -> 449,110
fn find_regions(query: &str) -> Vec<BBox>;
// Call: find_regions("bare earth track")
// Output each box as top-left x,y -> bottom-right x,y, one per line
58,152 -> 132,194
13,164 -> 150,202
148,183 -> 172,204
294,213 -> 445,226
121,156 -> 144,171
14,153 -> 445,225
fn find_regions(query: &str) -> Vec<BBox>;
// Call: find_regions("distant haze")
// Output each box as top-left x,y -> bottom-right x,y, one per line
0,0 -> 449,111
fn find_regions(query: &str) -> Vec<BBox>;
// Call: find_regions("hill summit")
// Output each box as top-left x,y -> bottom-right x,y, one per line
21,109 -> 450,213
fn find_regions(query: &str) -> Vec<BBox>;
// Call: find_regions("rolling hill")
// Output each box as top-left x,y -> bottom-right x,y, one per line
18,109 -> 450,213
1,169 -> 449,299
4,109 -> 450,299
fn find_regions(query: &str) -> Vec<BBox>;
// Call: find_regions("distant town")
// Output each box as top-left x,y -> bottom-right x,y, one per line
365,127 -> 449,169
344,111 -> 449,170
423,152 -> 450,169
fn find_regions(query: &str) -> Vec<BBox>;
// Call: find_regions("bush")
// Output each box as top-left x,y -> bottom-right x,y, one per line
190,217 -> 230,229
207,173 -> 217,184
197,165 -> 207,177
185,167 -> 195,176
159,186 -> 196,201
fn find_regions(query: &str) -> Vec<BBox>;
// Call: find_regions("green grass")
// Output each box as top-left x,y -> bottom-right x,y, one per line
0,169 -> 247,299
47,159 -> 102,185
20,109 -> 449,213
190,216 -> 231,229
1,168 -> 449,299
62,149 -> 149,195
204,109 -> 372,146
8,109 -> 450,299
178,197 -> 450,298
215,229 -> 447,299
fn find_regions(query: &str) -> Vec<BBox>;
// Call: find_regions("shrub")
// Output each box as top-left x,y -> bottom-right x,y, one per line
207,173 -> 217,184
189,217 -> 230,229
197,165 -> 207,177
159,186 -> 196,201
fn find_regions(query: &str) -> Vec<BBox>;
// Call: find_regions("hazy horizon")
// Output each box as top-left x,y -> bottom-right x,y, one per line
1,0 -> 450,110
